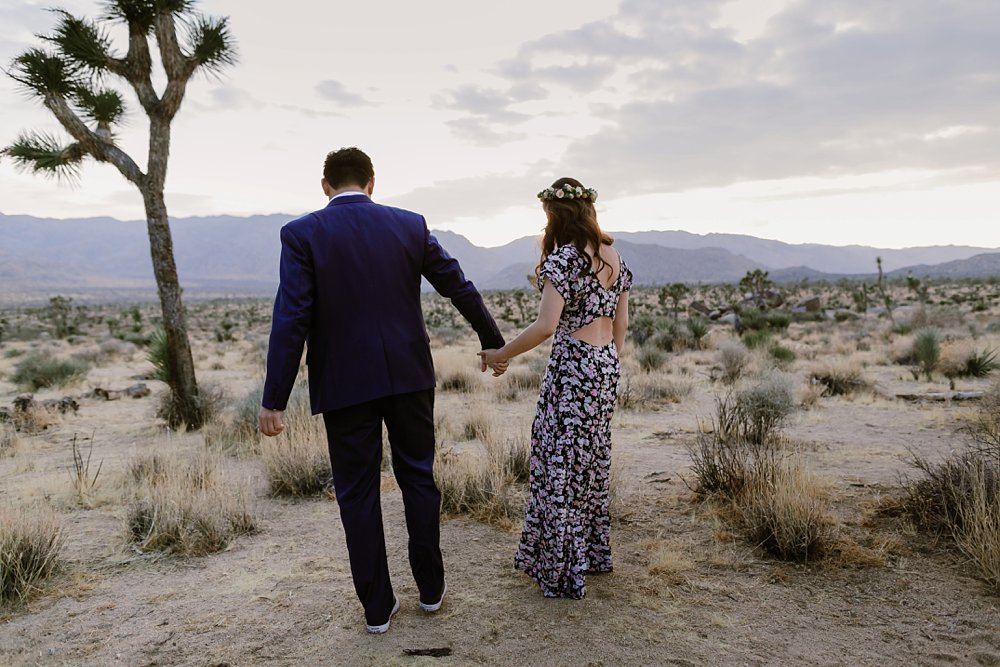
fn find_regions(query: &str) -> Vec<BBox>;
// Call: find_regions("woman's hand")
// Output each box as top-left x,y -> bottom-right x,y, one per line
478,349 -> 509,377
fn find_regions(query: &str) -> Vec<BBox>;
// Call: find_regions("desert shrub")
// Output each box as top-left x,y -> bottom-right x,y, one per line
810,361 -> 872,396
718,341 -> 750,384
768,344 -> 796,366
124,452 -> 257,555
630,314 -> 671,347
912,328 -> 941,380
719,374 -> 796,445
740,309 -> 791,333
940,347 -> 998,381
649,320 -> 687,353
638,346 -> 667,372
891,322 -> 914,336
741,329 -> 771,350
735,458 -> 831,562
10,354 -> 89,390
903,389 -> 1000,589
686,429 -> 775,498
0,505 -> 63,605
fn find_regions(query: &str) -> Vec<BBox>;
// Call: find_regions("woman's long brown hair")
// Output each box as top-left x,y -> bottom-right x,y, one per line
535,176 -> 614,289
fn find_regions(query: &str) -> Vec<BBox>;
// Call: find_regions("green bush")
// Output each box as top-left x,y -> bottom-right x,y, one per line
146,328 -> 171,383
638,346 -> 667,372
742,329 -> 771,350
768,344 -> 796,366
630,314 -> 671,347
10,354 -> 89,390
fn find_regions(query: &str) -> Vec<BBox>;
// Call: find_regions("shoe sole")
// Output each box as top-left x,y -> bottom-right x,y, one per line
419,581 -> 447,613
366,596 -> 400,634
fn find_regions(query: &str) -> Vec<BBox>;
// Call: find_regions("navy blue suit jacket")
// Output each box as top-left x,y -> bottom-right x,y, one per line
262,194 -> 504,414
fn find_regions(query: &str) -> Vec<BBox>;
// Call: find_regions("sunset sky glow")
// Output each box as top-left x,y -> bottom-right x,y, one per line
1,0 -> 998,248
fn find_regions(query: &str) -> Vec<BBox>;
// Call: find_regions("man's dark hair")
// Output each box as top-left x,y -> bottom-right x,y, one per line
323,147 -> 375,189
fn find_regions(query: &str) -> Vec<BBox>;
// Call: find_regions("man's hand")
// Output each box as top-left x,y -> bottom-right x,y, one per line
259,407 -> 285,437
478,350 -> 509,377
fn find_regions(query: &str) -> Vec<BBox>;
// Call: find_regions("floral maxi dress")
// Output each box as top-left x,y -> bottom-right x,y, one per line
514,243 -> 633,599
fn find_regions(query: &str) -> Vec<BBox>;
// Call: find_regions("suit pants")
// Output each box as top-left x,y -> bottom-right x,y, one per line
322,388 -> 444,625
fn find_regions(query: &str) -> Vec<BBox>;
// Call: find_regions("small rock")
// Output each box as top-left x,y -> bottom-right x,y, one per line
125,383 -> 151,399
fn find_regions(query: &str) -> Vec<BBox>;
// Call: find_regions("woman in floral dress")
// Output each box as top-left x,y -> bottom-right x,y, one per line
479,177 -> 632,599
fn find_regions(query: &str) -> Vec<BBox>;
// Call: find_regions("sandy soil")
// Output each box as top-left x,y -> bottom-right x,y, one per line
2,308 -> 1000,667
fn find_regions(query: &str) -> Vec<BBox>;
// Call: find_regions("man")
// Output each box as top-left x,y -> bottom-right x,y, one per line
258,147 -> 506,633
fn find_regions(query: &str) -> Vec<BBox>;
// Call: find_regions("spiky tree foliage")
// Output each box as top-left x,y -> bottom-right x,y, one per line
3,1 -> 237,429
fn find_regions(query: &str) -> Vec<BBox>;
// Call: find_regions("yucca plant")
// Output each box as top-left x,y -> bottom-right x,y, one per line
912,328 -> 940,381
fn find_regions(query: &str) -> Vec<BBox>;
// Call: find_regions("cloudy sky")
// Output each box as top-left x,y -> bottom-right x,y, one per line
1,0 -> 998,248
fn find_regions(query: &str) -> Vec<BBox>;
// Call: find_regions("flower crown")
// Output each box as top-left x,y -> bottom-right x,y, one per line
537,183 -> 598,202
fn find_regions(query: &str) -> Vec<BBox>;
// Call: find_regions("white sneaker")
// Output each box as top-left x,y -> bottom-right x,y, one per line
419,581 -> 447,613
366,596 -> 400,634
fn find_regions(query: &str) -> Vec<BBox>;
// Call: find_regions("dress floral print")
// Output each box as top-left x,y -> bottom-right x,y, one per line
514,243 -> 633,599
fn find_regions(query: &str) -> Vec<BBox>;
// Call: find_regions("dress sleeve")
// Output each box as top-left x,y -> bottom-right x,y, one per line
539,246 -> 574,300
619,256 -> 634,292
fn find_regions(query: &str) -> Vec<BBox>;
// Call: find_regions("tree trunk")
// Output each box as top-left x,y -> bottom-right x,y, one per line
142,188 -> 203,429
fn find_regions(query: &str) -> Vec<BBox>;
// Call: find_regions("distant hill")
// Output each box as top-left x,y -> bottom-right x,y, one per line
1,212 -> 998,301
888,252 -> 1000,279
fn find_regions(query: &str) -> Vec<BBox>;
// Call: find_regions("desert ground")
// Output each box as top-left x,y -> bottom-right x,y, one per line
2,282 -> 1000,667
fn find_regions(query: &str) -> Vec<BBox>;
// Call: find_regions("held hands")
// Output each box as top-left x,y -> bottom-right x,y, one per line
258,407 -> 285,437
478,349 -> 509,377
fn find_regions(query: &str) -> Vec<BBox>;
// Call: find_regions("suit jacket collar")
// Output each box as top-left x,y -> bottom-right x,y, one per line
326,193 -> 371,207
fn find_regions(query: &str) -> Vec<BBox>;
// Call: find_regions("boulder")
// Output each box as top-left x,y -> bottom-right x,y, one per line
796,296 -> 822,312
688,300 -> 712,317
41,396 -> 79,415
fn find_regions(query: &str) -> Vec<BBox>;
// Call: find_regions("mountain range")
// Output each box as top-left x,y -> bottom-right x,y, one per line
1,212 -> 998,301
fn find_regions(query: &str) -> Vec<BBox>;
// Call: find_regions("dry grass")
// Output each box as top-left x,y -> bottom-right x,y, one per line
717,341 -> 750,384
902,385 -> 1000,589
955,469 -> 1000,591
68,434 -> 103,508
809,359 -> 873,397
0,423 -> 16,458
124,451 -> 257,556
0,505 -> 63,605
435,446 -> 524,529
734,457 -> 832,562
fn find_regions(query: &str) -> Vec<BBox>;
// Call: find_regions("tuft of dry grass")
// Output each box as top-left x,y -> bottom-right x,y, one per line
68,434 -> 103,508
809,359 -> 873,397
0,505 -> 63,605
734,458 -> 832,562
902,385 -> 1000,589
0,423 -> 16,458
435,446 -> 524,529
124,451 -> 257,556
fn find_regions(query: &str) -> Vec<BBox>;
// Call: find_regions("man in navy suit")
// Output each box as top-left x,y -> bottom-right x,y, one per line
259,147 -> 506,633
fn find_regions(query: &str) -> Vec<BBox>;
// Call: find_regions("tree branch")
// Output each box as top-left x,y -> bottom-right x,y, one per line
122,22 -> 160,114
153,11 -> 187,80
44,92 -> 145,185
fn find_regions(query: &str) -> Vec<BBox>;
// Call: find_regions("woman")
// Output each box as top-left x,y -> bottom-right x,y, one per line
479,177 -> 632,599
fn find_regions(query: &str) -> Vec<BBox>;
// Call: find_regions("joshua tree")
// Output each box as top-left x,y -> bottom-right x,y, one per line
3,1 -> 236,428
875,257 -> 895,324
659,283 -> 690,319
738,269 -> 774,310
